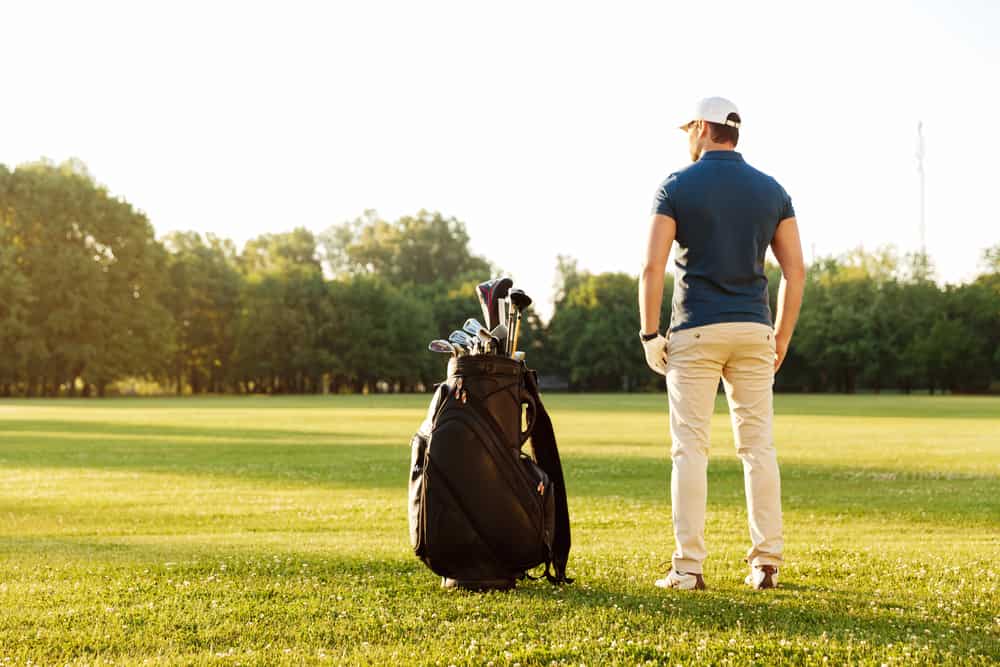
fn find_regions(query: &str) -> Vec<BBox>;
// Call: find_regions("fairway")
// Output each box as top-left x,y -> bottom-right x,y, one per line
1,394 -> 998,666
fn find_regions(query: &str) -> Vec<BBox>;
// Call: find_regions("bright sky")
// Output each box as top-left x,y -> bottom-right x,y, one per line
4,0 -> 998,318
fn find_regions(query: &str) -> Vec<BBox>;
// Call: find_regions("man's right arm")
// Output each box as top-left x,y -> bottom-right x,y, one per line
770,217 -> 806,373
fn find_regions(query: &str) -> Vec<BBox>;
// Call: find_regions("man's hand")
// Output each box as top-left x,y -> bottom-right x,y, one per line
642,334 -> 669,376
774,336 -> 790,373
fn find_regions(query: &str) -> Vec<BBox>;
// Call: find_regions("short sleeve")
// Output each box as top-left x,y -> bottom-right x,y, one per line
651,174 -> 678,218
778,184 -> 795,220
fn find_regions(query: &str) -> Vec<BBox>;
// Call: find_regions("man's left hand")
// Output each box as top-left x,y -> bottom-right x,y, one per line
642,334 -> 669,376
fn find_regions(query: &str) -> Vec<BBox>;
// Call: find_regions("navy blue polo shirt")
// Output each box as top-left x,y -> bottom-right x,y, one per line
651,150 -> 794,332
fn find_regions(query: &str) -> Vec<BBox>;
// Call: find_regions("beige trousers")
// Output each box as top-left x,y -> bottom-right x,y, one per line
666,321 -> 783,573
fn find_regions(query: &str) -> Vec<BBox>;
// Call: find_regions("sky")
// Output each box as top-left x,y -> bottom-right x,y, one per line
4,0 -> 998,319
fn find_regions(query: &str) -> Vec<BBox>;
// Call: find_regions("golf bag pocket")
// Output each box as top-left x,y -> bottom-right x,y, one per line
520,453 -> 555,558
409,432 -> 429,553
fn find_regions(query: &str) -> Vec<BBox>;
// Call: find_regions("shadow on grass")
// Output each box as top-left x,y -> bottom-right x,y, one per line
0,394 -> 427,410
523,579 -> 997,652
544,393 -> 1000,421
1,420 -> 998,525
0,419 -> 392,443
1,538 -> 994,657
4,392 -> 1000,420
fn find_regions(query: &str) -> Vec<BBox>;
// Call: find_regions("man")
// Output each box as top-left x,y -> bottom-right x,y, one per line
638,96 -> 805,590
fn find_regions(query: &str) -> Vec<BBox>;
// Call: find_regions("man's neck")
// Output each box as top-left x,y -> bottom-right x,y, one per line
701,141 -> 735,154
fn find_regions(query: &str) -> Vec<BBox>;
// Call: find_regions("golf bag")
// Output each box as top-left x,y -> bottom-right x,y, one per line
408,354 -> 571,588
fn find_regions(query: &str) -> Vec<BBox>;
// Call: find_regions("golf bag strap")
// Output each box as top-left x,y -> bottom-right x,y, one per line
524,369 -> 572,584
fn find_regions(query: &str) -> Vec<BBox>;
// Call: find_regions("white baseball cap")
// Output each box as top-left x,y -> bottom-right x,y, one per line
679,96 -> 741,130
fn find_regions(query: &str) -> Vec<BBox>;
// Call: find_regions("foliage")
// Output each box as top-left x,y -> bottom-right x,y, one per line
779,246 -> 999,394
0,160 -> 171,396
320,209 -> 492,284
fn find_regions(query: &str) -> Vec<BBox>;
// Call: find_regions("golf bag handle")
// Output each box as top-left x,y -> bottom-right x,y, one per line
519,391 -> 537,448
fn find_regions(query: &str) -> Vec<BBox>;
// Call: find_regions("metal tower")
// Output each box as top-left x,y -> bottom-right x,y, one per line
916,121 -> 925,254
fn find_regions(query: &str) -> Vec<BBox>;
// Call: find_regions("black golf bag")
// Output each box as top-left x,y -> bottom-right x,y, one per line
408,354 -> 571,589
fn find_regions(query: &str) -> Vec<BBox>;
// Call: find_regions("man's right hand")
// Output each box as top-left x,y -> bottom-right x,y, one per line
642,334 -> 669,376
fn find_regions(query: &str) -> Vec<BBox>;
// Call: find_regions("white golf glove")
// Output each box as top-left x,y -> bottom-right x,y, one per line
642,334 -> 668,376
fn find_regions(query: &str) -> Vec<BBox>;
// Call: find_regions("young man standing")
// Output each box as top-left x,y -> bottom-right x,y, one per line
638,97 -> 805,590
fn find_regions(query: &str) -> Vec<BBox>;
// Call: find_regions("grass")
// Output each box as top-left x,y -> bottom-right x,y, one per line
0,393 -> 998,666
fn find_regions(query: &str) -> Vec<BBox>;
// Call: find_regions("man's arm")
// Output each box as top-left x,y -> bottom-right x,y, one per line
770,217 -> 806,372
639,214 -> 677,334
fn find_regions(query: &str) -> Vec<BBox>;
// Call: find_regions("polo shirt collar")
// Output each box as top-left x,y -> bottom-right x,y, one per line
700,150 -> 744,161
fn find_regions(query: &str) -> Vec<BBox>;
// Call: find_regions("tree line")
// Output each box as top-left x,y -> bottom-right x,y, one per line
534,249 -> 1000,394
1,159 -> 997,396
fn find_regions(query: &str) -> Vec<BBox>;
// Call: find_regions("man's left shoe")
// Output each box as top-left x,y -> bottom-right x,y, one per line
745,564 -> 778,589
654,569 -> 706,590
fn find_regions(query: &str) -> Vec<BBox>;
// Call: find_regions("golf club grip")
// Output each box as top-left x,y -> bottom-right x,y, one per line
519,392 -> 537,447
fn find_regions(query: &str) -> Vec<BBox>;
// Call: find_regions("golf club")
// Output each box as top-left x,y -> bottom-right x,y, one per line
508,289 -> 533,357
498,297 -> 509,348
463,318 -> 485,339
476,277 -> 513,330
449,330 -> 473,350
428,339 -> 457,356
490,323 -> 508,350
476,328 -> 496,354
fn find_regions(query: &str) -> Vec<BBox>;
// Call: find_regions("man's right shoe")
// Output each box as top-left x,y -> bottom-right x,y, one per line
745,564 -> 778,589
654,569 -> 706,590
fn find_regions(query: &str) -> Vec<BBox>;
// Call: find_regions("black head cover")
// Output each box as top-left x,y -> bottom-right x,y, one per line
509,288 -> 533,311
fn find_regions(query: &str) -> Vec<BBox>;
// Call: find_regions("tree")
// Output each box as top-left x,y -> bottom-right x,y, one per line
324,276 -> 436,393
163,232 -> 242,393
320,210 -> 492,284
232,229 -> 330,393
242,227 -> 323,276
548,272 -> 649,391
980,243 -> 1000,275
84,195 -> 173,396
4,160 -> 171,396
0,171 -> 34,394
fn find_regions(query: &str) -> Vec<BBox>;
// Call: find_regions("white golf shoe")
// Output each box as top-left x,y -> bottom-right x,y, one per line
745,564 -> 779,589
654,569 -> 706,590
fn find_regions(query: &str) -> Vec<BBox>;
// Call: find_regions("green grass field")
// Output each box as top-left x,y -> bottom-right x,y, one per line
1,393 -> 998,666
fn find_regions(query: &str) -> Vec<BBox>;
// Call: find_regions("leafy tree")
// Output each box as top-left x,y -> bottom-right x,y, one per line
242,227 -> 323,276
85,196 -> 173,396
163,232 -> 242,393
980,243 -> 1000,275
325,275 -> 436,393
234,271 -> 331,393
548,272 -> 649,391
0,175 -> 34,394
320,210 -> 492,284
4,160 -> 171,396
233,229 -> 327,393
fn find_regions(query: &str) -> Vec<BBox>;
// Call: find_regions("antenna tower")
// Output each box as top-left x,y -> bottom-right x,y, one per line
916,121 -> 926,254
